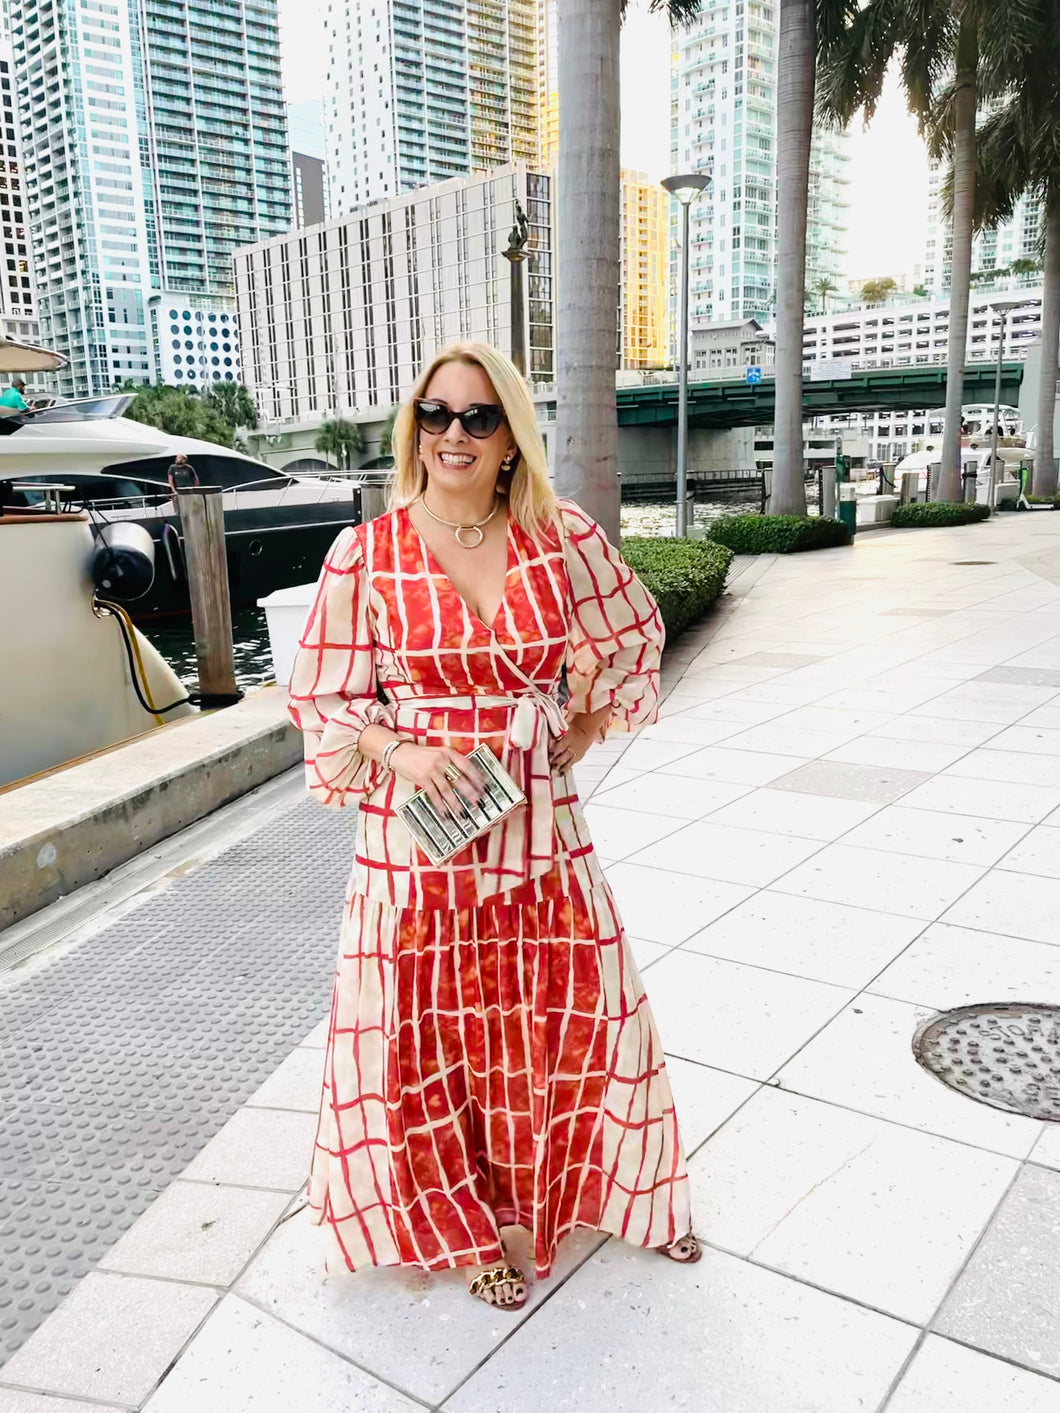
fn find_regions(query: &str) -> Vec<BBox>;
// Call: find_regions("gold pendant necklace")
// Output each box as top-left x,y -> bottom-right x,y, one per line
418,495 -> 499,548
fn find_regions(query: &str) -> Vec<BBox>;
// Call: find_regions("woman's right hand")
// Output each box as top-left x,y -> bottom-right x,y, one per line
390,743 -> 486,815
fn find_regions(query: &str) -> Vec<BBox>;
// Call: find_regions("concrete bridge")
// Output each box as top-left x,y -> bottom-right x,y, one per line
539,362 -> 1024,430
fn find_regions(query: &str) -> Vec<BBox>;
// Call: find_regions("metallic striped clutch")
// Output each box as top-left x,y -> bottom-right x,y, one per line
394,744 -> 527,866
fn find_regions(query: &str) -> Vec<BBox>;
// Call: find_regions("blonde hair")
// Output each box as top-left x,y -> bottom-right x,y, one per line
388,341 -> 558,543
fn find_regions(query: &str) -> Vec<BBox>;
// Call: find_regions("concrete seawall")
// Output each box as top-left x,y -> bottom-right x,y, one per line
0,686 -> 302,930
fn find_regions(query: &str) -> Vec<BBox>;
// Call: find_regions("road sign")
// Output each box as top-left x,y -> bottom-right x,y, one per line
746,366 -> 763,385
808,358 -> 854,382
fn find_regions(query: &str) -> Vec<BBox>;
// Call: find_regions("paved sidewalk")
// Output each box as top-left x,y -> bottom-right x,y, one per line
5,516 -> 1060,1412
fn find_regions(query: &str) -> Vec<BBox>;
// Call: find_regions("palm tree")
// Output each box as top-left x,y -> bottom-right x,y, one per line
771,0 -> 854,517
314,418 -> 364,473
812,275 -> 839,313
378,405 -> 399,459
971,15 -> 1060,496
818,0 -> 1042,504
860,276 -> 898,305
555,0 -> 701,543
122,382 -> 235,448
203,381 -> 258,434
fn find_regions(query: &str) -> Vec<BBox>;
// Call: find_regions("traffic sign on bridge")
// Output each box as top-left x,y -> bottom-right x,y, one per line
745,366 -> 763,385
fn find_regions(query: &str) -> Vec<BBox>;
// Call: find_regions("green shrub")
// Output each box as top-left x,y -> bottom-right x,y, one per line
706,514 -> 850,554
624,536 -> 733,637
890,502 -> 991,528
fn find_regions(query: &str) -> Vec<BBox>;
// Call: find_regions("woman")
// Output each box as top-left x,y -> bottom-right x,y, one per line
288,342 -> 697,1310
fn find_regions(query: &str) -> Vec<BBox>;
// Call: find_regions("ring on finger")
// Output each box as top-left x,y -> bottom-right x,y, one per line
443,764 -> 462,785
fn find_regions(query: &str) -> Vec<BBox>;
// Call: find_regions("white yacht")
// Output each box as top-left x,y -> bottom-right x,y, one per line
0,395 -> 361,617
0,506 -> 195,788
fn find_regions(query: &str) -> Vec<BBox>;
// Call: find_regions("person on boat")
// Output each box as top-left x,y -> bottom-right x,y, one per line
0,376 -> 30,412
287,341 -> 697,1311
166,454 -> 200,495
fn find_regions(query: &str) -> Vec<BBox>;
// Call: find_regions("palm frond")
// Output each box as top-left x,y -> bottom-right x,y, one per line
634,0 -> 703,25
974,0 -> 1052,103
816,0 -> 899,127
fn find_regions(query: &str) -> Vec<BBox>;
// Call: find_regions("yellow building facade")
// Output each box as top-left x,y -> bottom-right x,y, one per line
537,0 -> 559,165
620,170 -> 669,369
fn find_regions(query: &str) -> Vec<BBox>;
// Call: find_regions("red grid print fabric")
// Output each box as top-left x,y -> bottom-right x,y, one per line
289,502 -> 691,1277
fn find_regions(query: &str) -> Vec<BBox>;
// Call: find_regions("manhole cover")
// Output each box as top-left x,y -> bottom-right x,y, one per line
913,1003 -> 1060,1120
951,560 -> 996,566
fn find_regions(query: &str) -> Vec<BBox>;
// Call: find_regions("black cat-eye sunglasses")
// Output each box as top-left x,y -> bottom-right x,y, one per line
414,399 -> 505,439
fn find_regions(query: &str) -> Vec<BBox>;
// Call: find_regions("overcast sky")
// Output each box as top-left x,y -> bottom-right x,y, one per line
278,0 -> 930,283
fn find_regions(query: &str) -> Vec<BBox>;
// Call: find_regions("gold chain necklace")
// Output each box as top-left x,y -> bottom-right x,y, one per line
418,495 -> 500,549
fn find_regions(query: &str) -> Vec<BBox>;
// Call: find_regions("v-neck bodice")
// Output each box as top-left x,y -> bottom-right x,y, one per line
402,505 -> 514,634
289,502 -> 665,909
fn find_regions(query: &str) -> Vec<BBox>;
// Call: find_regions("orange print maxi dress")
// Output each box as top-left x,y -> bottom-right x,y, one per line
288,501 -> 691,1279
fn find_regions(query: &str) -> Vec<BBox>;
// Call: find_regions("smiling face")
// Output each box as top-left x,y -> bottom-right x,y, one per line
418,359 -> 516,503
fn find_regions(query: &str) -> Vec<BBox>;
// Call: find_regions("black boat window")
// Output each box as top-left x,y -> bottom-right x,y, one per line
103,453 -> 296,490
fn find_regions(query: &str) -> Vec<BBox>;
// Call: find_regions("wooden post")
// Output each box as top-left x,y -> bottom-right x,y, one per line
176,486 -> 242,708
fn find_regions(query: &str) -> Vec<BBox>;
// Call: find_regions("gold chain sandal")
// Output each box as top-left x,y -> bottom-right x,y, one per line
468,1264 -> 528,1310
658,1234 -> 703,1264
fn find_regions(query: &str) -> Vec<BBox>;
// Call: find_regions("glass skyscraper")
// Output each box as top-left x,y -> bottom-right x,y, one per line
671,0 -> 849,326
324,0 -> 539,214
13,0 -> 291,398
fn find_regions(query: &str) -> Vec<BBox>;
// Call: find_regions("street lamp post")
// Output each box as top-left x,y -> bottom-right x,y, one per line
662,172 -> 711,537
987,299 -> 1024,507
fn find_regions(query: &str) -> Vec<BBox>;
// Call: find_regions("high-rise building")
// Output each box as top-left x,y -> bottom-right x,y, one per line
0,35 -> 37,342
620,170 -> 668,369
236,166 -> 553,421
538,0 -> 559,166
923,163 -> 1042,294
670,0 -> 849,326
289,99 -> 329,228
13,0 -> 291,399
323,0 -> 539,214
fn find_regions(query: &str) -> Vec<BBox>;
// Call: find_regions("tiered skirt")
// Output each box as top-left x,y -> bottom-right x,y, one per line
307,867 -> 691,1279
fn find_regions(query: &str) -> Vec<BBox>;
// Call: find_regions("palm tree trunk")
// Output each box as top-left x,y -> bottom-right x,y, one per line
555,0 -> 622,543
938,22 -> 977,504
1033,197 -> 1060,498
770,0 -> 812,517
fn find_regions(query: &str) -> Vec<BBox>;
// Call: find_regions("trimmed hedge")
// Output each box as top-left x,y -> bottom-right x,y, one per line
706,514 -> 850,554
624,536 -> 733,637
890,502 -> 991,528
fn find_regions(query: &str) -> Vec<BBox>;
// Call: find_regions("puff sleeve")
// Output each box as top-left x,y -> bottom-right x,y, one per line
561,501 -> 664,733
287,526 -> 395,807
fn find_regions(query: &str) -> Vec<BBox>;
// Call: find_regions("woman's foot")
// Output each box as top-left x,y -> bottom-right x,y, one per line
468,1262 -> 528,1310
658,1233 -> 702,1264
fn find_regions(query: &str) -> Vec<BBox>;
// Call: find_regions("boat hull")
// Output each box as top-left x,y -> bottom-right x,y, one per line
97,498 -> 361,619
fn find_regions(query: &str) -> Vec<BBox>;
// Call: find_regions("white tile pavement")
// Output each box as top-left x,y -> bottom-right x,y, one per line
6,517 -> 1060,1409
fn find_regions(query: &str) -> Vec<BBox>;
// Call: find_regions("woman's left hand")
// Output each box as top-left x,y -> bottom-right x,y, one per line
549,723 -> 593,773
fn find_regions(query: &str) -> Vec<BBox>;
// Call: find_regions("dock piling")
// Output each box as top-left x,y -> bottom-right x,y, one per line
176,486 -> 242,709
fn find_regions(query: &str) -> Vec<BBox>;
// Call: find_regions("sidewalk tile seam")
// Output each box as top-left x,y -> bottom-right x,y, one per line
763,1079 -> 1043,1167
215,1291 -> 437,1413
0,1387 -> 137,1410
688,1233 -> 926,1334
892,1331 -> 1060,1394
893,1158 -> 1036,1399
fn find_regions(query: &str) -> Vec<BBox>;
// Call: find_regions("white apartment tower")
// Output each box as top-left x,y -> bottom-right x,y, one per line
324,0 -> 539,214
671,0 -> 849,326
0,34 -> 37,341
924,163 -> 1043,294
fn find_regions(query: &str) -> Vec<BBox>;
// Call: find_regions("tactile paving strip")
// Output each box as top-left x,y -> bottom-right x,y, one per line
0,1179 -> 159,1356
0,796 -> 353,1365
